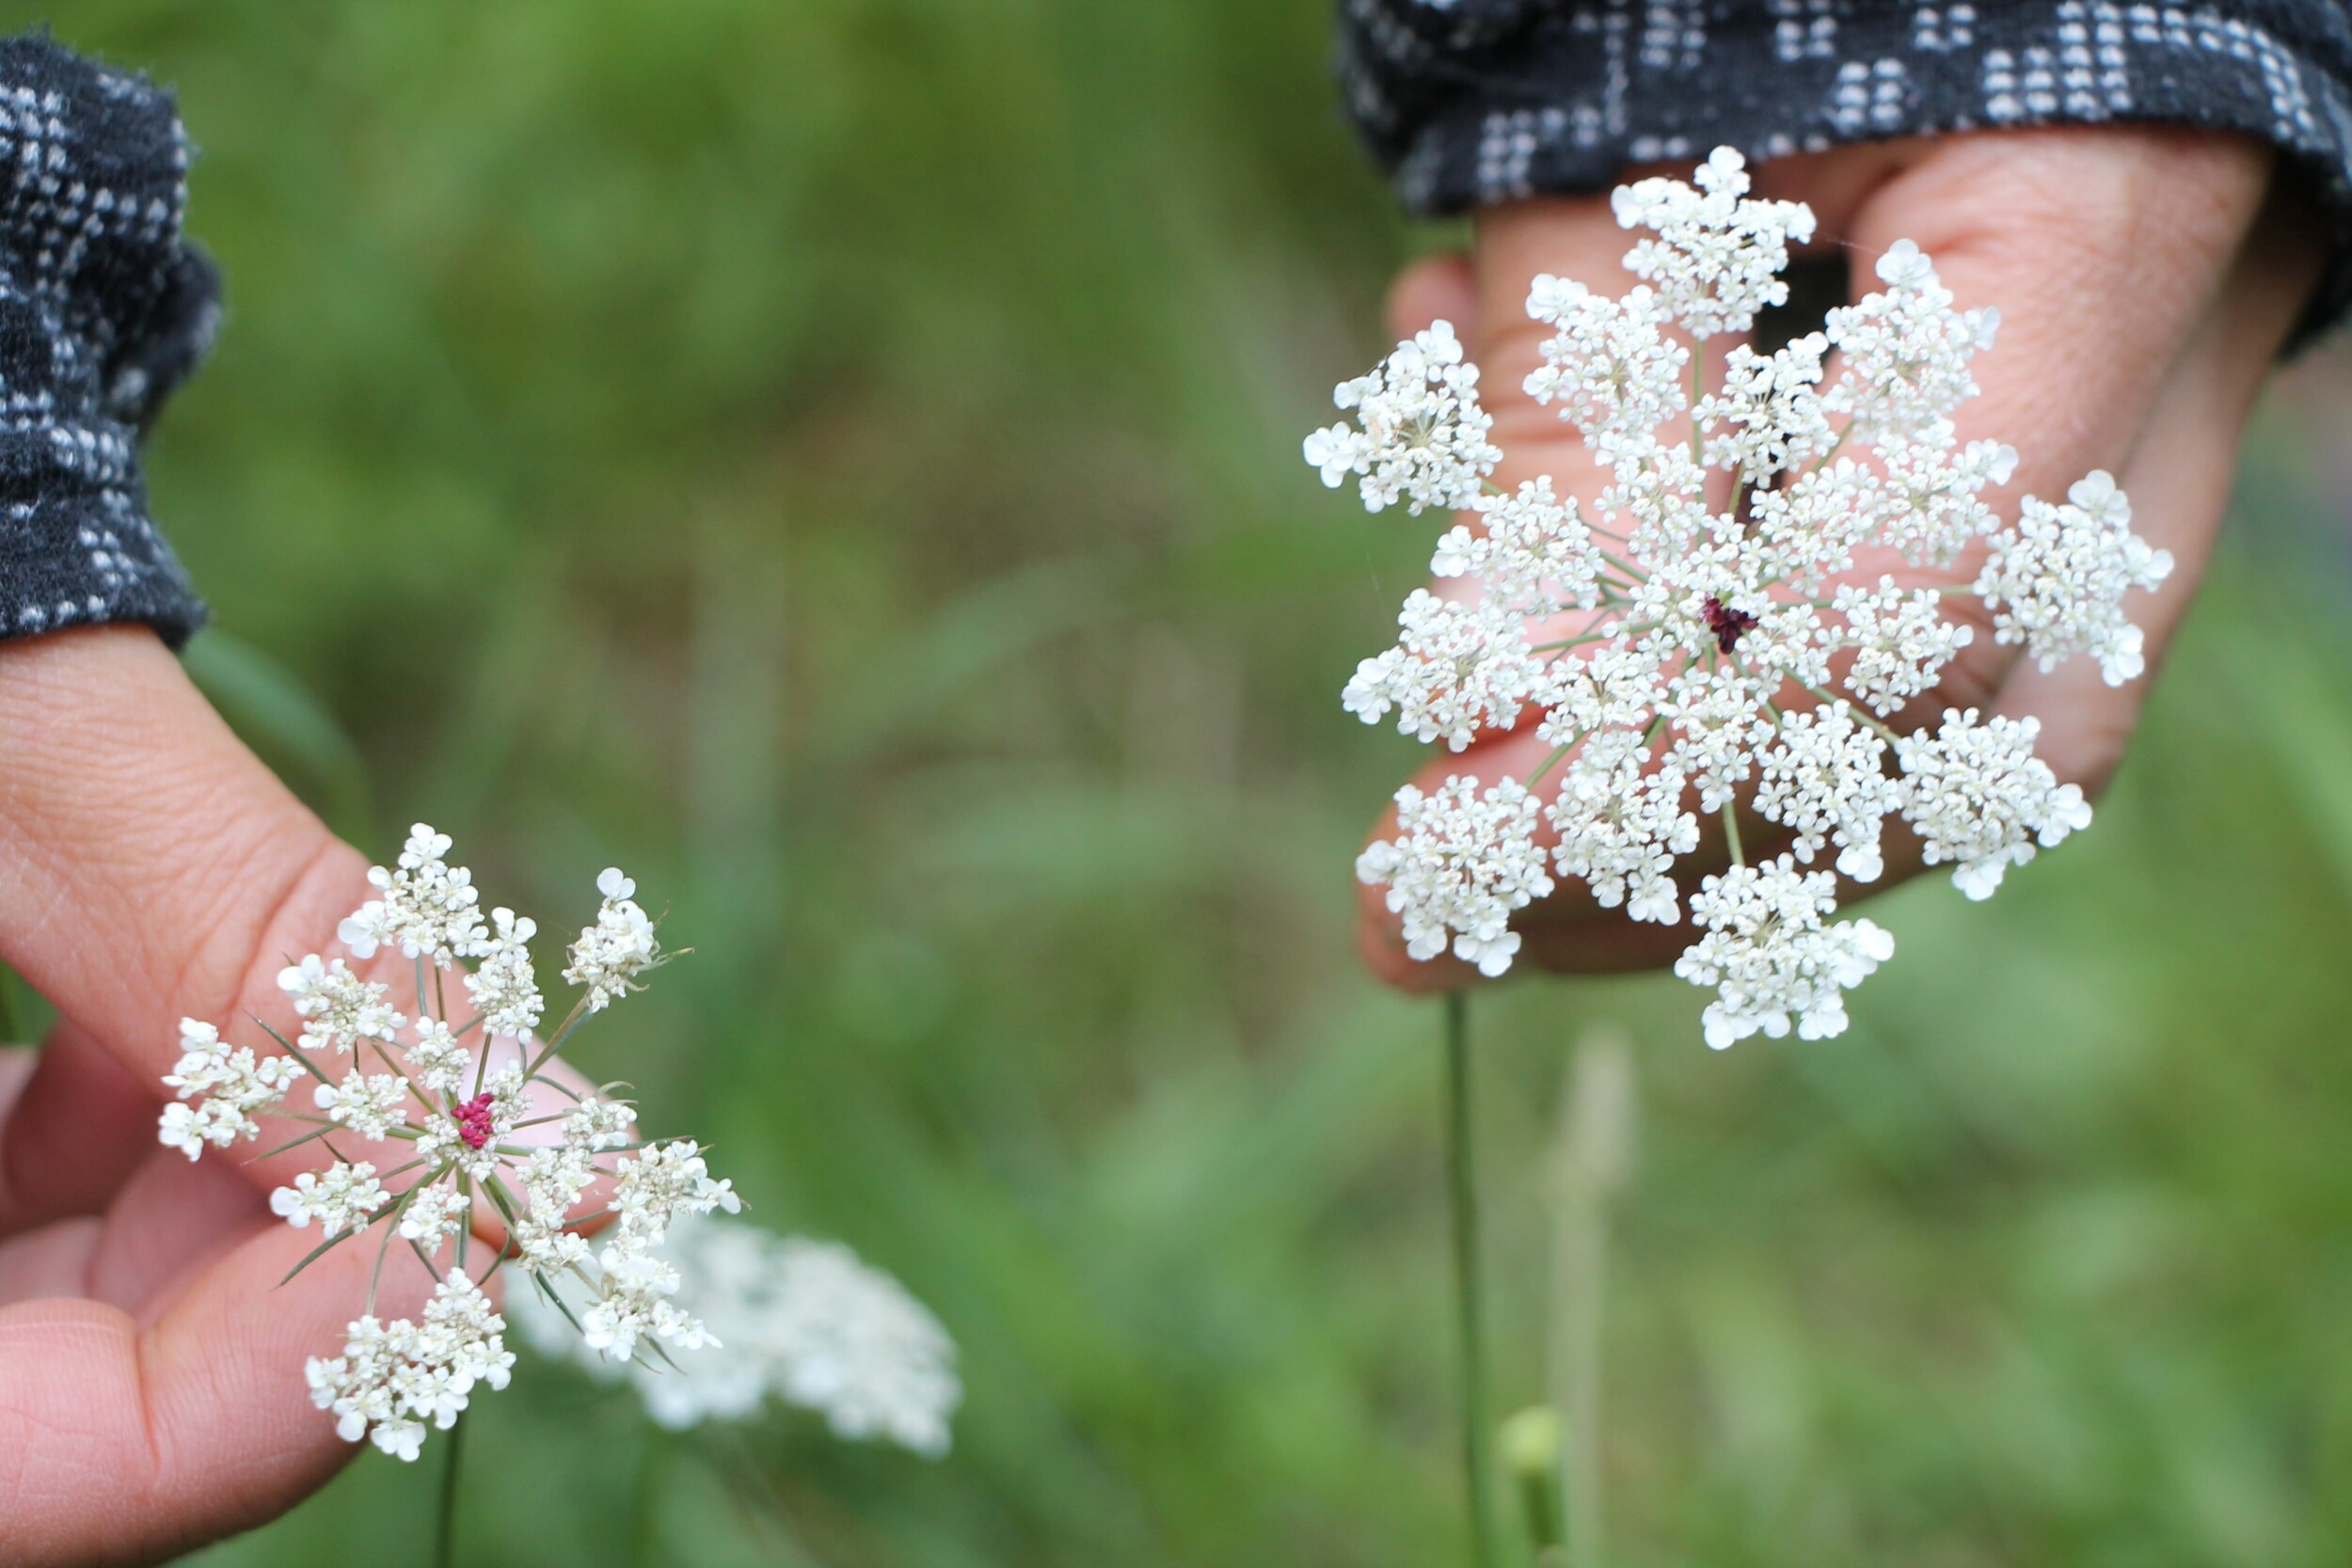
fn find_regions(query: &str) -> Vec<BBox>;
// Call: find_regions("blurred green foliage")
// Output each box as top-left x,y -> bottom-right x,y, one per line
11,3 -> 2352,1564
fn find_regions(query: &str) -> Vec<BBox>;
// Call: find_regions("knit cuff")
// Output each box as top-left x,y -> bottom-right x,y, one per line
1339,0 -> 2352,341
0,33 -> 217,649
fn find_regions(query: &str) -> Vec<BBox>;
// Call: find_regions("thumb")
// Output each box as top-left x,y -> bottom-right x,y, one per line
0,626 -> 608,1238
1386,249 -> 1477,345
0,627 -> 367,1097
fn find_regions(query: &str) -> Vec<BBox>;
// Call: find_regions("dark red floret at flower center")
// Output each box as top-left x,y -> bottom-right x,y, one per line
1702,595 -> 1758,655
453,1092 -> 497,1150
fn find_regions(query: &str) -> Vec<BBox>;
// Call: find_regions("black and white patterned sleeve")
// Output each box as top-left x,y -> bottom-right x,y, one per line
1338,0 -> 2352,330
0,34 -> 216,650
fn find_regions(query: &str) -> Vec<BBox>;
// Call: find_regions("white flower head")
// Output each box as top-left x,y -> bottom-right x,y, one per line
157,1019 -> 299,1158
307,1273 -> 515,1461
278,955 -> 404,1056
271,1162 -> 389,1238
1896,709 -> 2093,899
1432,476 -> 1606,611
1829,576 -> 1976,718
613,1138 -> 740,1244
1547,733 -> 1696,925
404,1017 -> 470,1096
1673,857 -> 1896,1049
396,1180 -> 471,1248
579,1238 -> 709,1363
1751,705 -> 1895,881
1696,332 -> 1835,481
1824,240 -> 1999,446
1523,277 -> 1689,448
1312,150 -> 2166,1045
339,824 -> 490,967
314,1072 -> 409,1142
1879,437 -> 2016,567
564,867 -> 662,1011
1976,470 -> 2173,685
1611,146 -> 1817,340
466,907 -> 543,1039
163,824 -> 716,1461
1356,776 -> 1553,976
1305,320 -> 1501,514
1343,590 -> 1545,752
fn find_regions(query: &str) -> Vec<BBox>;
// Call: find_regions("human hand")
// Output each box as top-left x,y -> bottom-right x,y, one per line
0,626 -> 434,1565
1356,127 -> 2327,990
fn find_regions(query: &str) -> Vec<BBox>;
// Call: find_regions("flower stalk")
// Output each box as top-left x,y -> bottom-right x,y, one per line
1551,1027 -> 1637,1568
433,1406 -> 466,1568
1442,990 -> 1498,1568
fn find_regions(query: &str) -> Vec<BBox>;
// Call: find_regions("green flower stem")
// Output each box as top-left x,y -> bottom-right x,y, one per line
433,1406 -> 467,1568
628,1424 -> 669,1568
1443,990 -> 1498,1568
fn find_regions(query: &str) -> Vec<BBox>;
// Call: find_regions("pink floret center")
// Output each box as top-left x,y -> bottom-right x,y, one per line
453,1092 -> 497,1150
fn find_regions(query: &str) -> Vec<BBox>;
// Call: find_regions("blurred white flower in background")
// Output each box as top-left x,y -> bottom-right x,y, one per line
516,1211 -> 961,1457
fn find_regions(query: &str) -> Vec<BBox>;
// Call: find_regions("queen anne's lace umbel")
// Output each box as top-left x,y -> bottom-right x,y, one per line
157,825 -> 738,1460
1309,150 -> 2171,1048
515,1212 -> 962,1456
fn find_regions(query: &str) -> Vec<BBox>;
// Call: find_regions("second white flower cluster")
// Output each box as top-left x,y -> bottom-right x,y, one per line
1311,149 -> 2170,1048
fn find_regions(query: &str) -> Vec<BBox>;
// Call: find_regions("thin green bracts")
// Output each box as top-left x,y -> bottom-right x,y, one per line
249,1015 -> 337,1086
1525,741 -> 1577,790
530,1271 -> 590,1340
364,1182 -> 424,1313
246,1124 -> 339,1163
521,993 -> 596,1083
454,1172 -> 472,1271
278,1225 -> 366,1288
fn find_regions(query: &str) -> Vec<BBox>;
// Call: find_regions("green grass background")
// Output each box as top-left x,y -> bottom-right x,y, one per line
9,3 -> 2352,1563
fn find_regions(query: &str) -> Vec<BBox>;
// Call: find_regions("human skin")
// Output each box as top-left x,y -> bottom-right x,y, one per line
1356,126 -> 2328,989
0,626 -> 437,1565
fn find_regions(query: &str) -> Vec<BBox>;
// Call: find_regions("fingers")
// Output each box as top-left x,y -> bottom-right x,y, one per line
0,627 -> 368,1095
0,1216 -> 438,1566
0,1025 -> 163,1234
1847,127 -> 2269,493
0,1216 -> 103,1309
0,1149 -> 261,1317
92,1149 -> 273,1322
1470,196 -> 1654,476
1386,249 -> 1476,344
1990,171 -> 2328,788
